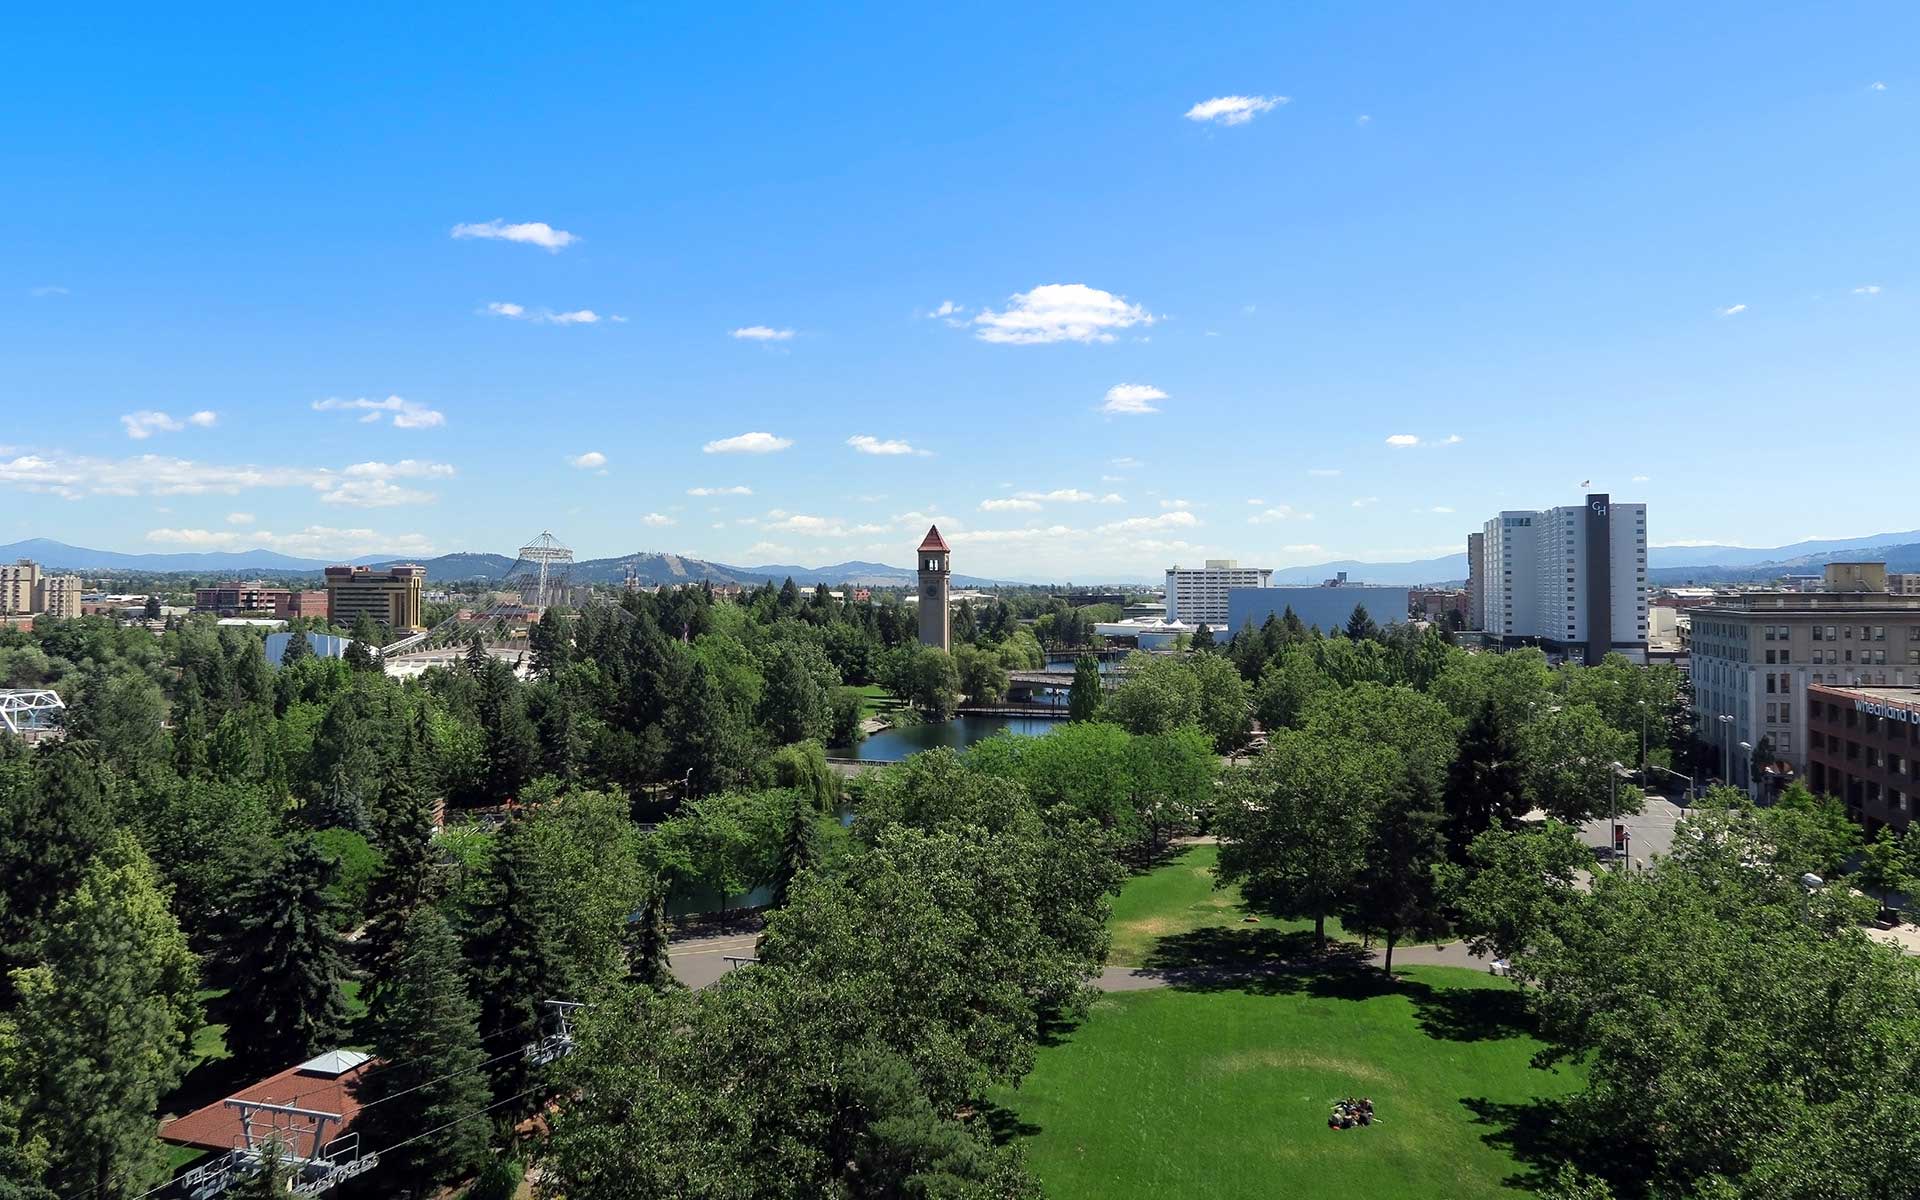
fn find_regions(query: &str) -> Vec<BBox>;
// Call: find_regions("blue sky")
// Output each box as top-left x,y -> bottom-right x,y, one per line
2,3 -> 1913,580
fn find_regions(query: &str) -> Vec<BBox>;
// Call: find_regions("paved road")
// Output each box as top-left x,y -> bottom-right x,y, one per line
1096,940 -> 1489,992
1579,795 -> 1682,869
669,931 -> 762,989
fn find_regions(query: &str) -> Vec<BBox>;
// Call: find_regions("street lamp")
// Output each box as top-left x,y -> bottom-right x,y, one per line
1636,699 -> 1648,770
1717,714 -> 1735,788
1738,740 -> 1753,801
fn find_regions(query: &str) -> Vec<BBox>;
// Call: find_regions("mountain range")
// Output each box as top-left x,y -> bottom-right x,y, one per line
10,529 -> 1920,591
0,540 -> 1012,589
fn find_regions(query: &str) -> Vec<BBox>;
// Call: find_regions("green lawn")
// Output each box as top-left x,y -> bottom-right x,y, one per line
1107,844 -> 1336,966
997,968 -> 1579,1199
850,682 -> 904,721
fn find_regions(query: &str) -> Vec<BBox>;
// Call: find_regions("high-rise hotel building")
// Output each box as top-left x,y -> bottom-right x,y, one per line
1164,560 -> 1273,629
1475,495 -> 1648,664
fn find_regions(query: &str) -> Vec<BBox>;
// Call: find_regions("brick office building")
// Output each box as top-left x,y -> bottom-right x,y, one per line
1806,683 -> 1920,832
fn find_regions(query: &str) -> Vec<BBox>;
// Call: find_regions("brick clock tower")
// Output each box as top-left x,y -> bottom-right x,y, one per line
916,525 -> 951,652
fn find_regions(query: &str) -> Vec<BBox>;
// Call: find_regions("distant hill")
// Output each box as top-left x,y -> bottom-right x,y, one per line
1649,542 -> 1920,586
0,538 -> 338,574
1647,530 -> 1920,569
1270,553 -> 1468,587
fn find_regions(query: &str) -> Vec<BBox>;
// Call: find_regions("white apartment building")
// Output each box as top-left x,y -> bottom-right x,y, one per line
1164,560 -> 1272,629
0,560 -> 81,619
1476,495 -> 1649,664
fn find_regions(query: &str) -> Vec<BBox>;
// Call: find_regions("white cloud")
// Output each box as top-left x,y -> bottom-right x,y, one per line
1245,498 -> 1266,506
949,525 -> 1082,545
703,431 -> 793,454
1352,496 -> 1380,508
731,325 -> 796,341
1015,488 -> 1097,503
980,498 -> 1042,512
30,285 -> 68,297
1718,304 -> 1747,317
1307,468 -> 1342,477
123,410 -> 214,440
0,451 -> 447,504
1631,474 -> 1651,483
1160,499 -> 1193,510
971,284 -> 1155,345
1441,434 -> 1463,445
1098,510 -> 1200,534
569,451 -> 608,469
317,479 -> 436,508
1383,433 -> 1461,449
1101,383 -> 1169,415
639,512 -> 674,527
146,525 -> 436,559
1282,543 -> 1324,554
930,301 -> 964,318
1184,95 -> 1288,126
1248,505 -> 1310,524
1430,505 -> 1455,514
1385,434 -> 1421,447
847,435 -> 929,457
687,485 -> 753,496
1870,81 -> 1887,91
487,302 -> 617,325
450,219 -> 578,251
226,512 -> 254,526
1356,114 -> 1372,126
1853,284 -> 1882,295
1110,456 -> 1143,469
312,395 -> 446,430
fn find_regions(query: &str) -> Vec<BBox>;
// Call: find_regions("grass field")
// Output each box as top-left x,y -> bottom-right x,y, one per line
1106,844 -> 1338,966
997,967 -> 1578,1199
850,682 -> 904,721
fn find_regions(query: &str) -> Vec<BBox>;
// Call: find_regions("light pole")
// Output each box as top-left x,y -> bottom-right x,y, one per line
1637,699 -> 1648,770
1738,740 -> 1753,801
1717,713 -> 1735,789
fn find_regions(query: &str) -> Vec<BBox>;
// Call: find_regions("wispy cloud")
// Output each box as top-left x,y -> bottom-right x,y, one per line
1098,510 -> 1200,534
847,435 -> 930,457
1718,303 -> 1747,317
450,219 -> 577,251
569,451 -> 607,469
0,452 -> 453,505
1384,433 -> 1462,449
1248,505 -> 1310,524
1631,474 -> 1650,482
1110,456 -> 1143,469
980,498 -> 1042,512
30,285 -> 68,297
1870,81 -> 1887,91
1352,496 -> 1380,508
312,395 -> 446,430
703,431 -> 793,454
1160,499 -> 1193,510
639,512 -> 673,527
147,525 -> 436,558
1385,434 -> 1420,448
1308,468 -> 1341,478
487,301 -> 619,325
121,410 -> 217,440
731,325 -> 795,342
227,512 -> 254,526
1101,383 -> 1168,415
1013,489 -> 1125,505
1184,95 -> 1288,126
970,284 -> 1155,345
687,485 -> 753,496
1853,284 -> 1882,295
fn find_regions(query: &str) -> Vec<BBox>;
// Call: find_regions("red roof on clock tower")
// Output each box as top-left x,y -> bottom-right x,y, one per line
917,525 -> 951,553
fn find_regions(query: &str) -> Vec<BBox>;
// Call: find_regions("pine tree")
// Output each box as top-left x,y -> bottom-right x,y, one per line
227,1139 -> 293,1199
0,743 -> 112,955
1068,655 -> 1102,723
1191,623 -> 1216,652
309,763 -> 372,834
1344,603 -> 1379,642
221,838 -> 351,1070
360,762 -> 438,1012
12,835 -> 199,1199
280,628 -> 313,664
1347,786 -> 1449,974
355,907 -> 490,1198
1441,700 -> 1529,864
626,889 -> 674,989
771,795 -> 820,909
528,608 -> 570,678
466,816 -> 566,1111
476,659 -> 536,803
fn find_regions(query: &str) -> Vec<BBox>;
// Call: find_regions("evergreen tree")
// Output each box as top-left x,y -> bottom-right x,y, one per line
1346,786 -> 1449,973
1344,603 -> 1379,642
777,577 -> 802,611
466,816 -> 567,1111
360,765 -> 438,1011
348,612 -> 384,650
280,628 -> 312,665
475,659 -> 536,803
1067,654 -> 1102,723
1281,606 -> 1308,643
142,594 -> 162,621
626,889 -> 674,989
227,1138 -> 293,1199
355,908 -> 490,1199
0,744 -> 112,956
309,763 -> 372,835
1190,623 -> 1216,652
234,638 -> 275,709
528,608 -> 570,678
1440,699 -> 1529,865
221,838 -> 351,1070
771,795 -> 819,909
172,687 -> 209,778
11,836 -> 200,1200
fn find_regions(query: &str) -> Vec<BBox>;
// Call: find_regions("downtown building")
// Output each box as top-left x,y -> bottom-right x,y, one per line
1163,560 -> 1272,630
1473,494 -> 1648,664
1690,589 -> 1920,794
0,559 -> 82,620
323,564 -> 427,633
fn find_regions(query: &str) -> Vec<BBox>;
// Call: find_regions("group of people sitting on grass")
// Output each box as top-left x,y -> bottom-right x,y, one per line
1327,1097 -> 1375,1130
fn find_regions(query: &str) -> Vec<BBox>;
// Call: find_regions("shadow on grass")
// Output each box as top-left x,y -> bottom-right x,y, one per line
1139,926 -> 1540,1044
1461,1096 -> 1633,1194
976,1099 -> 1042,1145
159,1051 -> 253,1120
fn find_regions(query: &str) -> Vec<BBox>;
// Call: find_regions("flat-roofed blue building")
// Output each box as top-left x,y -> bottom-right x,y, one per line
1225,586 -> 1412,638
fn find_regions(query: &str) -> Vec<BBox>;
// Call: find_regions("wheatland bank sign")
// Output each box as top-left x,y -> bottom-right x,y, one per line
1855,696 -> 1920,725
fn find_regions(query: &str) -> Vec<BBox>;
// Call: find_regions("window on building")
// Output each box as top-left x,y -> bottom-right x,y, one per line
1778,733 -> 1792,755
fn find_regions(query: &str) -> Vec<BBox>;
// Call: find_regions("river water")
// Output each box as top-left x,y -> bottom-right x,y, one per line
852,713 -> 1063,760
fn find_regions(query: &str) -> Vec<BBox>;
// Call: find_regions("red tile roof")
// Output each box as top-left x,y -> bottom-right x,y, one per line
917,525 -> 950,553
160,1056 -> 376,1154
